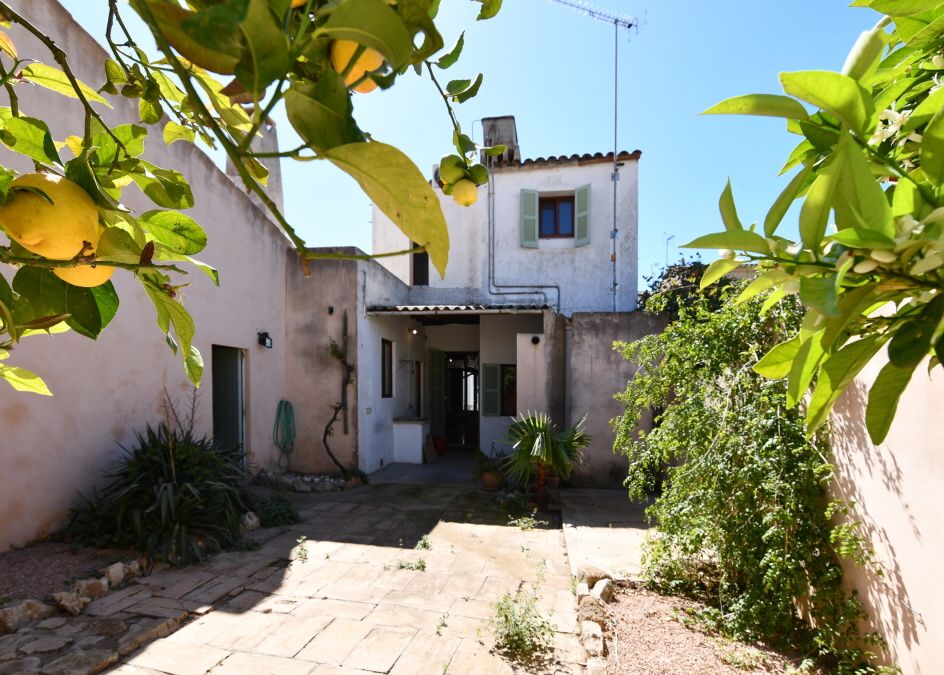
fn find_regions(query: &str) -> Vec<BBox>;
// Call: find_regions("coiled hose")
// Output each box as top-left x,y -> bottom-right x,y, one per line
273,399 -> 295,469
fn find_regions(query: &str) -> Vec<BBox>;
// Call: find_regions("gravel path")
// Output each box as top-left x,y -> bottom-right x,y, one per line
0,542 -> 128,604
605,583 -> 803,674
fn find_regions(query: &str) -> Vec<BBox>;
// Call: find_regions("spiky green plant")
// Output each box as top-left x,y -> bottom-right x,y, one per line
504,412 -> 590,497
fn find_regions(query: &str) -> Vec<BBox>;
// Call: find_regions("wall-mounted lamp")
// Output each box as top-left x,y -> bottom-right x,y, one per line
258,331 -> 273,349
327,306 -> 335,315
410,328 -> 418,335
531,336 -> 541,345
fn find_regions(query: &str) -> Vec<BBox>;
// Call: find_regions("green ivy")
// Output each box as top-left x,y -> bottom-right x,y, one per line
613,276 -> 887,672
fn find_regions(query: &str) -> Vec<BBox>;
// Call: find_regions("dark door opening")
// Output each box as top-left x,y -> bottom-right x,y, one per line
444,352 -> 479,448
212,345 -> 245,451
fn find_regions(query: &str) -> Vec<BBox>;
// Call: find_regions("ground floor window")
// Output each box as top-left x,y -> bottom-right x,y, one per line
501,364 -> 517,416
381,339 -> 393,398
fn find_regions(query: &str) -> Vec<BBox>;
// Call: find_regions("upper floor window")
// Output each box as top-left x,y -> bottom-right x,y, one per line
410,241 -> 429,286
539,197 -> 575,238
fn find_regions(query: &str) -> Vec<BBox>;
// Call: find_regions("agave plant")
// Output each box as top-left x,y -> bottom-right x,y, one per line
504,412 -> 590,497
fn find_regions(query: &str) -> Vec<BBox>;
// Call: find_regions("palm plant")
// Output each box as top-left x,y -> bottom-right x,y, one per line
504,412 -> 590,497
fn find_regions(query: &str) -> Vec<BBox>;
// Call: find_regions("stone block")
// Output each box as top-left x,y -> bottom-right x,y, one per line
576,595 -> 607,627
580,620 -> 604,657
104,562 -> 126,588
586,656 -> 607,675
20,636 -> 73,655
576,564 -> 612,588
74,577 -> 109,600
575,581 -> 590,599
0,600 -> 55,633
591,578 -> 614,603
52,591 -> 91,616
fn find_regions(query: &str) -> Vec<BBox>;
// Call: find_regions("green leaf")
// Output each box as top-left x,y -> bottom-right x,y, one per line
865,360 -> 916,444
144,282 -> 200,384
12,267 -> 67,320
163,121 -> 195,145
284,75 -> 364,152
867,0 -> 944,16
701,93 -> 809,120
833,133 -> 893,235
476,0 -> 502,20
828,228 -> 896,249
185,344 -> 204,384
902,84 -> 944,131
64,282 -> 120,339
699,258 -> 741,290
317,0 -> 414,68
787,328 -> 827,407
806,334 -> 887,431
128,162 -> 195,209
765,164 -> 813,237
20,64 -> 113,109
735,271 -> 783,304
780,70 -> 874,134
139,97 -> 163,125
65,152 -> 123,210
682,230 -> 770,255
754,336 -> 802,380
436,31 -> 464,69
799,155 -> 841,249
0,364 -> 51,395
234,0 -> 290,95
799,276 -> 840,317
92,123 -> 148,165
450,73 -> 483,103
324,141 -> 450,277
134,0 -> 240,74
395,0 -> 444,62
719,179 -> 743,232
920,108 -> 944,184
1,117 -> 62,166
888,294 -> 944,367
140,210 -> 208,255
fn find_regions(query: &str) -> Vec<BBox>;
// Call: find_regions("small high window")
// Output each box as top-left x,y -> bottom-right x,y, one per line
410,241 -> 429,286
539,196 -> 575,238
381,339 -> 393,398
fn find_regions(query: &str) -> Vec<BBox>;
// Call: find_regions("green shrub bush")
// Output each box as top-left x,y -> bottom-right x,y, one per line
68,423 -> 250,565
256,494 -> 300,528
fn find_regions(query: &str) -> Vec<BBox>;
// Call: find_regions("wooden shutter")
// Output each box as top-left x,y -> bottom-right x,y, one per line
520,189 -> 539,248
574,184 -> 591,247
428,350 -> 445,437
481,363 -> 501,417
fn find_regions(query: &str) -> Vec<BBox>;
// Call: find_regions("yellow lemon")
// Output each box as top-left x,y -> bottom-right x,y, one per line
54,263 -> 115,288
452,179 -> 478,207
330,39 -> 384,94
0,173 -> 100,260
290,0 -> 307,6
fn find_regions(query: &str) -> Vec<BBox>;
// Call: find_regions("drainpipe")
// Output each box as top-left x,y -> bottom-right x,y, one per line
485,158 -> 562,312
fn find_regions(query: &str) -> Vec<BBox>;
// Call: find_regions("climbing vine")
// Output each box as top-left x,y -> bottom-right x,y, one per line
613,270 -> 886,672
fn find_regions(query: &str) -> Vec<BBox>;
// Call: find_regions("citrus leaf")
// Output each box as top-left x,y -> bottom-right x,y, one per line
163,121 -> 195,145
701,93 -> 809,120
1,117 -> 61,166
20,64 -> 113,109
780,70 -> 874,135
865,360 -> 916,444
0,364 -> 51,395
436,31 -> 464,69
140,210 -> 207,255
324,141 -> 450,277
316,0 -> 413,68
133,0 -> 241,74
682,229 -> 770,255
806,334 -> 888,431
765,164 -> 813,237
700,258 -> 741,290
754,336 -> 802,380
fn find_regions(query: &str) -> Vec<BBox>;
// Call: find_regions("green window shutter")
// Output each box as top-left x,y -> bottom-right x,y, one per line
520,189 -> 539,248
428,350 -> 445,437
574,183 -> 591,247
481,363 -> 500,417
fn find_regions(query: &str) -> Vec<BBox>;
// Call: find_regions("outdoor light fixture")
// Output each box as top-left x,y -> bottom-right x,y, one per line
410,328 -> 418,335
531,336 -> 541,345
258,332 -> 273,349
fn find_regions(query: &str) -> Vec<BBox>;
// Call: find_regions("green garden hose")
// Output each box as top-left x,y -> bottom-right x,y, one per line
273,399 -> 295,469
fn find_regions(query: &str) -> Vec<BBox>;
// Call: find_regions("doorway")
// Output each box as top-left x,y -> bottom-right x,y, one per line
212,345 -> 245,450
444,352 -> 479,448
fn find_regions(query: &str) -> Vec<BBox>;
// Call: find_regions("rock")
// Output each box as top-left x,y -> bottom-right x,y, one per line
575,581 -> 590,599
20,636 -> 72,655
576,564 -> 612,588
124,560 -> 142,579
52,591 -> 91,616
74,577 -> 109,600
0,655 -> 40,674
577,595 -> 607,627
272,473 -> 295,491
292,477 -> 313,493
104,562 -> 125,588
591,578 -> 614,603
580,621 -> 604,657
586,656 -> 607,675
240,511 -> 261,532
0,600 -> 55,633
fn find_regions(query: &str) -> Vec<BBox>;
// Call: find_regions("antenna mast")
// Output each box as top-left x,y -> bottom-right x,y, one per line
549,0 -> 639,311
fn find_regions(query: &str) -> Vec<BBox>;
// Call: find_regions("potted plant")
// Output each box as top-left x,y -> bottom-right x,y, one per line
504,412 -> 590,501
475,452 -> 505,491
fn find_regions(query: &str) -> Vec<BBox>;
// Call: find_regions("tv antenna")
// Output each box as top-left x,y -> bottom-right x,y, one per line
549,0 -> 641,311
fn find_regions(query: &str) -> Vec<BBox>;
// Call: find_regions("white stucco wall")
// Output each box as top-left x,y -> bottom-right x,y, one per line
0,0 -> 292,550
371,154 -> 639,316
515,333 -> 546,416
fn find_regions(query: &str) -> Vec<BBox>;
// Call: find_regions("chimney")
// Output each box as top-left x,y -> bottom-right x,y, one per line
480,115 -> 519,166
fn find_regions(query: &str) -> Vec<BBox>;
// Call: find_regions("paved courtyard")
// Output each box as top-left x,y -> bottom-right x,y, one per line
0,481 -> 648,674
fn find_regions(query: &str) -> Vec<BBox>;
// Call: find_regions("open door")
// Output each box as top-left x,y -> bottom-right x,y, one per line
428,349 -> 444,438
212,345 -> 245,450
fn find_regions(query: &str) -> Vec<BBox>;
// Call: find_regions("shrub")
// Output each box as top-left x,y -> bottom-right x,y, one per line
613,278 -> 882,671
68,423 -> 250,565
504,412 -> 590,496
491,572 -> 553,662
256,494 -> 299,528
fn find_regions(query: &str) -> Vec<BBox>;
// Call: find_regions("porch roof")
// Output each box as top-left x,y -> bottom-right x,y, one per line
366,303 -> 548,316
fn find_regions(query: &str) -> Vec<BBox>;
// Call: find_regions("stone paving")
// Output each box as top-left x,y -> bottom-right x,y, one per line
1,484 -> 589,674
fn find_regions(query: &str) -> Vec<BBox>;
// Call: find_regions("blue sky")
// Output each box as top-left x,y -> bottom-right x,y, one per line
62,0 -> 879,285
